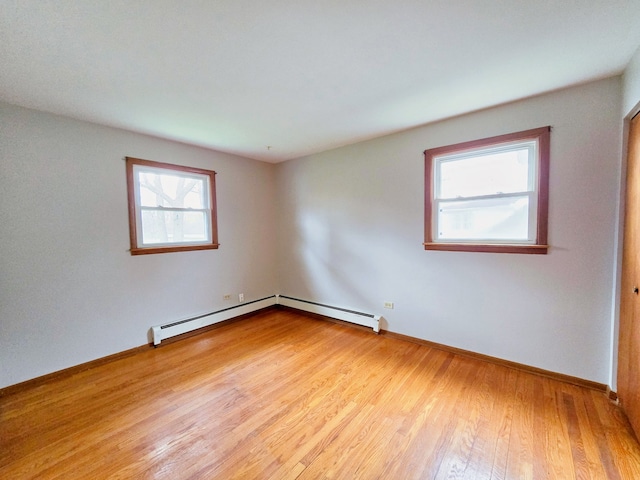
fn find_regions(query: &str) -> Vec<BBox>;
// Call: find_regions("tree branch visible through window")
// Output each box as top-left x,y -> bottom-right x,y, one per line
125,157 -> 219,255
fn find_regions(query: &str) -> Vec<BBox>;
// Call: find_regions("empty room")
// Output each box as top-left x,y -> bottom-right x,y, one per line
3,1 -> 640,478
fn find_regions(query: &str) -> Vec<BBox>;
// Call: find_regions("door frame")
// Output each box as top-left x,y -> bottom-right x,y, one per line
613,103 -> 640,396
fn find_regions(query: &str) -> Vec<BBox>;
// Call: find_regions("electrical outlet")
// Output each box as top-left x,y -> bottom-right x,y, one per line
239,293 -> 244,302
384,301 -> 394,309
223,294 -> 231,301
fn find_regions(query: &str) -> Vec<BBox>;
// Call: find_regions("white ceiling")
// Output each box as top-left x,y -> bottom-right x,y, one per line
2,1 -> 640,162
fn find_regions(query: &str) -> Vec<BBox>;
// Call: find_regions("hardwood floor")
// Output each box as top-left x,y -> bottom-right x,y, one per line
2,308 -> 640,479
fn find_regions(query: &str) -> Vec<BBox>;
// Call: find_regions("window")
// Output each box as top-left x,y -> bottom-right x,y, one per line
424,126 -> 550,254
125,157 -> 219,255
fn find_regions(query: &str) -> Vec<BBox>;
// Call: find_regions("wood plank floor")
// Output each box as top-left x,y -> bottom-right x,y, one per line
2,308 -> 640,479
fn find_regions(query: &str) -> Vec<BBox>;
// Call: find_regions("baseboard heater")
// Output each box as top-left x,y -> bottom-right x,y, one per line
151,295 -> 278,345
276,295 -> 381,334
151,294 -> 381,345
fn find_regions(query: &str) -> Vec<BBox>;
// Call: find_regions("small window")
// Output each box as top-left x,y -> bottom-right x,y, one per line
125,157 -> 219,255
424,127 -> 550,254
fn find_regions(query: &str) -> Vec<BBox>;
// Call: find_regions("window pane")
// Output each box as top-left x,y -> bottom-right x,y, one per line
438,146 -> 532,199
141,210 -> 209,245
437,195 -> 530,241
137,170 -> 206,209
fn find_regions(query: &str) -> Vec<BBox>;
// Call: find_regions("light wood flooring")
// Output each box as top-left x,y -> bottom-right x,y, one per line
2,308 -> 640,479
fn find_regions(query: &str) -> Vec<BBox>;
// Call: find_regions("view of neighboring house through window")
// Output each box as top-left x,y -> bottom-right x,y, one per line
125,157 -> 218,255
424,126 -> 550,254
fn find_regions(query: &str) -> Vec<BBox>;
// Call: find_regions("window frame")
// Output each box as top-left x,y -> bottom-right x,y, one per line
125,157 -> 219,255
424,126 -> 550,254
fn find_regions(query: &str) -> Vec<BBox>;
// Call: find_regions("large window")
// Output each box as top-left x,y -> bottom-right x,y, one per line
424,127 -> 550,254
126,157 -> 219,255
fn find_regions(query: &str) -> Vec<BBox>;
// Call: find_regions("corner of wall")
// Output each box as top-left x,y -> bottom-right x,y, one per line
623,45 -> 640,119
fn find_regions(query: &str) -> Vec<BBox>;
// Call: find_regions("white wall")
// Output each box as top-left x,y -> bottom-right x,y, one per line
276,77 -> 622,384
0,103 -> 277,388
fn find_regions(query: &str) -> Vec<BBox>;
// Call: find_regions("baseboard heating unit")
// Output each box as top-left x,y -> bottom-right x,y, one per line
276,295 -> 381,334
151,295 -> 278,345
151,294 -> 381,345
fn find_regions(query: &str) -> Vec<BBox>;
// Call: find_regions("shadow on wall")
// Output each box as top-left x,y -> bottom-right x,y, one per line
291,207 -> 375,312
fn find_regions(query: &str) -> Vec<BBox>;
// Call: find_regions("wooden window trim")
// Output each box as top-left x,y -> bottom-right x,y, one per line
424,126 -> 550,254
126,157 -> 219,255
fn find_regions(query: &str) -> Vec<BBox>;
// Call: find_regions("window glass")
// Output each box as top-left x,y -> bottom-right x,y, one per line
137,169 -> 206,209
437,195 -> 530,241
438,145 -> 534,198
140,210 -> 209,245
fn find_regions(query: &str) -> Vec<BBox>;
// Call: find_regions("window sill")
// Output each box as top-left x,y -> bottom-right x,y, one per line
423,243 -> 549,254
130,244 -> 220,255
